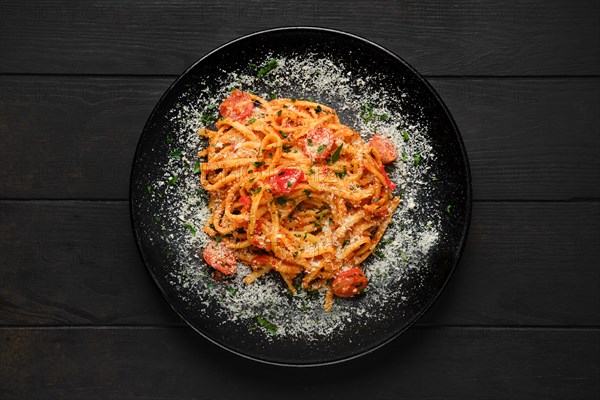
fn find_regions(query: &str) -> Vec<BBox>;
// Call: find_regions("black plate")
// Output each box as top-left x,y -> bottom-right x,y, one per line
130,27 -> 471,366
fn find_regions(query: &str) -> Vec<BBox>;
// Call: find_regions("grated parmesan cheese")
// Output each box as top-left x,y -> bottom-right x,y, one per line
145,53 -> 443,340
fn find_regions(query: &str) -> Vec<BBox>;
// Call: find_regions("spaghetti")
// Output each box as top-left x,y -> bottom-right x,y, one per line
199,90 -> 400,310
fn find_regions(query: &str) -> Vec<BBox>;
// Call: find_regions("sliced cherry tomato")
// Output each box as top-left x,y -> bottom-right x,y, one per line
269,168 -> 305,194
220,90 -> 254,122
239,195 -> 251,205
369,134 -> 398,164
378,165 -> 396,190
202,241 -> 237,275
332,268 -> 368,297
304,127 -> 335,160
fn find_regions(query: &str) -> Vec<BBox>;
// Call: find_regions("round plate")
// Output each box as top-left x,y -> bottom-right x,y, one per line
130,27 -> 471,366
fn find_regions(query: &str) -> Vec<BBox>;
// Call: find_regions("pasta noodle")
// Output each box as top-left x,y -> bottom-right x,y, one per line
199,90 -> 400,310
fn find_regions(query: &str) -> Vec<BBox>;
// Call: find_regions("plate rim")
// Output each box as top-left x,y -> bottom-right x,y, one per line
129,26 -> 473,367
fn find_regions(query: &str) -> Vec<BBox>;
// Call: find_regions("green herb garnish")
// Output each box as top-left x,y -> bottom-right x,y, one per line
331,143 -> 343,163
146,185 -> 152,194
361,103 -> 376,123
183,223 -> 196,236
402,130 -> 410,141
256,315 -> 278,334
253,161 -> 264,168
193,160 -> 201,174
170,150 -> 182,159
303,189 -> 312,198
334,166 -> 347,179
256,59 -> 278,78
414,153 -> 421,166
247,118 -> 256,125
167,175 -> 179,186
315,105 -> 322,114
317,145 -> 325,154
199,113 -> 217,125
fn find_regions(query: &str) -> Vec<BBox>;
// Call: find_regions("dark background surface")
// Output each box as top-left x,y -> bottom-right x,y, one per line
0,0 -> 598,399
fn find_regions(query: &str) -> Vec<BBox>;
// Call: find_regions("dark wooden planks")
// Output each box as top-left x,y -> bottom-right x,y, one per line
1,326 -> 598,399
1,0 -> 599,75
1,200 -> 598,326
1,76 -> 598,200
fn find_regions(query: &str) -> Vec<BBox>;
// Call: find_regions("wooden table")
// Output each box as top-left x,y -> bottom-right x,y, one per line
1,1 -> 598,398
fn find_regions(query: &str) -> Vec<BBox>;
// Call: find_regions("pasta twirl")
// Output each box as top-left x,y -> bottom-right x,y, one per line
199,90 -> 400,310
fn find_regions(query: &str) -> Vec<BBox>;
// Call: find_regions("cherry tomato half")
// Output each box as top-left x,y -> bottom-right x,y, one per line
220,90 -> 254,122
379,165 -> 396,191
304,127 -> 335,160
332,267 -> 368,297
269,168 -> 305,194
202,241 -> 237,275
369,134 -> 398,164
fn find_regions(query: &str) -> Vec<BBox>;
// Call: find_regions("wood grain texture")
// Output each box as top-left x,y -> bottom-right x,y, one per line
1,201 -> 598,327
1,0 -> 599,75
1,326 -> 598,399
1,76 -> 598,200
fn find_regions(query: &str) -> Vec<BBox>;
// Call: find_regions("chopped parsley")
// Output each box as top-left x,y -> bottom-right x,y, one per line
226,287 -> 237,296
379,113 -> 390,121
279,130 -> 288,138
292,251 -> 299,258
432,177 -> 439,181
307,139 -> 313,146
334,166 -> 347,179
268,92 -> 276,100
331,143 -> 343,163
402,130 -> 410,141
374,249 -> 384,258
183,223 -> 196,236
303,189 -> 312,198
199,113 -> 217,125
167,175 -> 179,186
193,160 -> 201,174
214,233 -> 233,243
277,110 -> 282,116
447,205 -> 453,214
247,118 -> 256,125
342,239 -> 350,247
256,59 -> 278,78
286,181 -> 292,188
256,315 -> 278,334
170,150 -> 182,159
361,102 -> 376,123
414,153 -> 422,166
146,185 -> 152,194
317,145 -> 325,154
253,161 -> 264,168
315,105 -> 322,114
276,197 -> 288,206
282,144 -> 292,153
